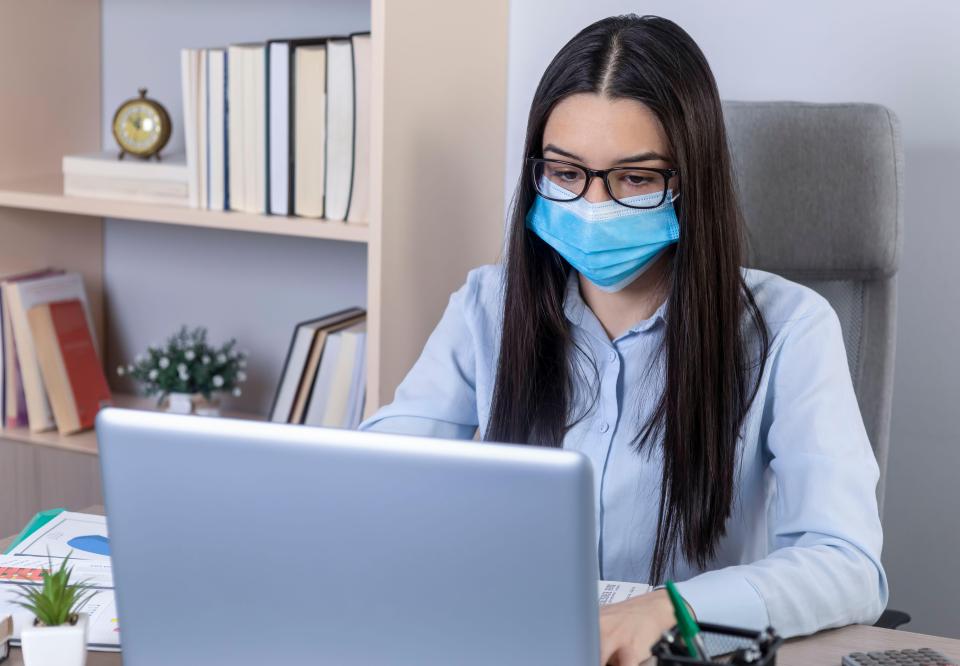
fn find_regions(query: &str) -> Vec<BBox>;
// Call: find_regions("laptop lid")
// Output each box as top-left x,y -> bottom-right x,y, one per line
96,408 -> 600,665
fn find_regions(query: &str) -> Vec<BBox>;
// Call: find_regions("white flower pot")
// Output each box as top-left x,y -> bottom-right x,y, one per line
164,392 -> 221,417
20,613 -> 88,666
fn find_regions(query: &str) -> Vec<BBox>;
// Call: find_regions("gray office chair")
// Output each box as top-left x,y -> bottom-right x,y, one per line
723,101 -> 906,629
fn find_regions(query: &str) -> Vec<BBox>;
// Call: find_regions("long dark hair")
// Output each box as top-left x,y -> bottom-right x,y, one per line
486,15 -> 770,584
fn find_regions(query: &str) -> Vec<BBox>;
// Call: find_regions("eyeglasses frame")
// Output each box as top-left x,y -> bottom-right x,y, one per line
528,157 -> 680,209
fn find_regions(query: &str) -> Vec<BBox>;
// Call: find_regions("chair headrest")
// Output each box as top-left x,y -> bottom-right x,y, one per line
723,101 -> 903,280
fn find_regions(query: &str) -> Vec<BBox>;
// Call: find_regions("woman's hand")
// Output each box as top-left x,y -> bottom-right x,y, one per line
599,588 -> 677,665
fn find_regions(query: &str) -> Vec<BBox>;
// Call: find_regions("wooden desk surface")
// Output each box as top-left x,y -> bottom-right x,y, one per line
3,513 -> 959,666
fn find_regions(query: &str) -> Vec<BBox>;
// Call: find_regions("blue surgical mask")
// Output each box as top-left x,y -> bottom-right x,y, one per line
525,177 -> 680,292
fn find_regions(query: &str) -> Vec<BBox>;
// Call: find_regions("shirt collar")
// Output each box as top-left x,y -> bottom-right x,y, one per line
563,270 -> 669,339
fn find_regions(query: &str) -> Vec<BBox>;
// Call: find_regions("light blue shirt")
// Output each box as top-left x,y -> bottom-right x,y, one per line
361,264 -> 888,637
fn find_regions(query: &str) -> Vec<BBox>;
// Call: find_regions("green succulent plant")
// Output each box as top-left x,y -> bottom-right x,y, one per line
13,554 -> 94,627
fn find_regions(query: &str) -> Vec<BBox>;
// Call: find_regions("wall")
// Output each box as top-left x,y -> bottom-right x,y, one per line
101,0 -> 370,414
506,0 -> 960,638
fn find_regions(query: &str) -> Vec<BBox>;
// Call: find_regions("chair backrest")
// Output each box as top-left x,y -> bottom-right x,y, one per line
723,101 -> 904,512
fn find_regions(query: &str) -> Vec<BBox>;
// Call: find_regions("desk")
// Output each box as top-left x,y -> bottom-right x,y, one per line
2,513 -> 959,666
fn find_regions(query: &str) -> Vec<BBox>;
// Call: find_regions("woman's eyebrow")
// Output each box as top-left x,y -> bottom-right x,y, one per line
543,144 -> 670,164
543,144 -> 583,161
614,151 -> 670,164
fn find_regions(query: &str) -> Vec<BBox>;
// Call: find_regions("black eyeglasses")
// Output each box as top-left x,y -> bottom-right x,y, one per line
528,157 -> 680,209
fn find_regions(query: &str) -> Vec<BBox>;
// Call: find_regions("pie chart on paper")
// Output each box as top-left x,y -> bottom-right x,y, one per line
67,535 -> 111,556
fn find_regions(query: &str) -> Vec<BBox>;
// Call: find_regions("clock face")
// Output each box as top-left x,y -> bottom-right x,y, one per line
113,101 -> 165,155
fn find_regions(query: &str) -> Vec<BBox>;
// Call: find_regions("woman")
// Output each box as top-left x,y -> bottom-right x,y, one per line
362,14 -> 886,664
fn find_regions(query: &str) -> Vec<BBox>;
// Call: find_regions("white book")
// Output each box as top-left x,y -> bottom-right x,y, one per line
207,49 -> 226,211
303,333 -> 341,427
227,45 -> 245,212
179,48 -> 201,208
6,273 -> 96,432
344,329 -> 366,428
64,173 -> 189,206
294,44 -> 326,218
62,151 -> 188,181
197,48 -> 209,209
324,38 -> 354,221
249,45 -> 267,214
322,324 -> 362,426
347,33 -> 371,224
268,41 -> 290,216
242,48 -> 255,213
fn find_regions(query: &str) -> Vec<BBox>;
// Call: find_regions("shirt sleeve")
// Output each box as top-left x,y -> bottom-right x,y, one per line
675,299 -> 889,638
358,276 -> 480,441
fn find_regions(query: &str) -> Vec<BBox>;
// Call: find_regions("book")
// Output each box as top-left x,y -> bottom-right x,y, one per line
246,44 -> 267,214
269,308 -> 364,423
198,48 -> 209,210
63,151 -> 189,206
324,37 -> 355,221
347,32 -> 371,224
269,37 -> 329,217
62,152 -> 189,181
5,273 -> 97,432
302,332 -> 340,427
180,48 -> 202,208
64,172 -> 188,206
321,322 -> 364,427
293,43 -> 327,218
292,312 -> 365,424
207,49 -> 227,211
27,300 -> 111,435
226,43 -> 267,214
345,324 -> 367,428
268,39 -> 291,216
1,269 -> 64,429
227,44 -> 245,213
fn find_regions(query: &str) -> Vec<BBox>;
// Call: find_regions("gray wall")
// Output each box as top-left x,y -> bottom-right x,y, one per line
506,0 -> 960,638
101,0 -> 370,414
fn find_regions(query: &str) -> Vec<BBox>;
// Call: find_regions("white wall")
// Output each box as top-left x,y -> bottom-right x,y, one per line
506,0 -> 960,638
102,0 -> 370,414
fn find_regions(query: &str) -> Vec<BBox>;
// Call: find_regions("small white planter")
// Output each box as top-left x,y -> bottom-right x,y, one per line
19,613 -> 88,666
164,391 -> 221,417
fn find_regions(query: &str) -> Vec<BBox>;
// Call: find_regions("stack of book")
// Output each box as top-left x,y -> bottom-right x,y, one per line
0,270 -> 112,435
62,152 -> 189,206
270,308 -> 366,429
181,31 -> 371,221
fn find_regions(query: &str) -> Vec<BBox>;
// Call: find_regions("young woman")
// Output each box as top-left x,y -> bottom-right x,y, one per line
362,14 -> 886,665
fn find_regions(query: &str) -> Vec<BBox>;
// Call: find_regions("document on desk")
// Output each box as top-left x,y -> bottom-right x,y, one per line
5,511 -> 110,562
598,580 -> 653,605
0,511 -> 120,651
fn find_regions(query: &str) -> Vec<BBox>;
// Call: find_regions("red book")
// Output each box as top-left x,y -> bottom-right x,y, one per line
27,299 -> 111,434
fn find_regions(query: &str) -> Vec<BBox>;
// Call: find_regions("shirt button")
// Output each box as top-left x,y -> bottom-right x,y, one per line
607,350 -> 617,362
599,422 -> 610,434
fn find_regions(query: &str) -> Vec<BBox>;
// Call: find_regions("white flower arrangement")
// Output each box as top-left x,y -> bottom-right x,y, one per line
118,326 -> 248,403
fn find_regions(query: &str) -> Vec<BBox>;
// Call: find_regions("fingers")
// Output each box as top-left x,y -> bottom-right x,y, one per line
602,647 -> 645,666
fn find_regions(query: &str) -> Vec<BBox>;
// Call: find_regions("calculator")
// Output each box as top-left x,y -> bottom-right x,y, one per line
842,648 -> 957,666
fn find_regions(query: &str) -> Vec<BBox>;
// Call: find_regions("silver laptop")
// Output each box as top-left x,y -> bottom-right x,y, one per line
96,408 -> 600,665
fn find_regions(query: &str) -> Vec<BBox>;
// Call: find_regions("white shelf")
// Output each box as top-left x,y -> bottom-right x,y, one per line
0,175 -> 369,243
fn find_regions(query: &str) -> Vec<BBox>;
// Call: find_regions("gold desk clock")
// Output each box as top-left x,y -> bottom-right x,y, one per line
112,88 -> 172,160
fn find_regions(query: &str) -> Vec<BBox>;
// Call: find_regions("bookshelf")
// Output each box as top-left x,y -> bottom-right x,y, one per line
0,175 -> 371,243
0,0 -> 509,536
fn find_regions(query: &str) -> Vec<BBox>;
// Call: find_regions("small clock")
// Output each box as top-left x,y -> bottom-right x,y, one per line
112,88 -> 172,160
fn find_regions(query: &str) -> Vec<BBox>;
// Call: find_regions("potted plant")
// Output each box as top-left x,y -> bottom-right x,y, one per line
117,325 -> 248,416
13,555 -> 94,666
